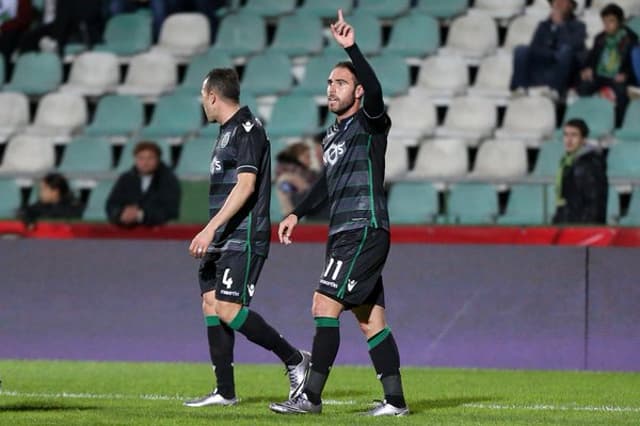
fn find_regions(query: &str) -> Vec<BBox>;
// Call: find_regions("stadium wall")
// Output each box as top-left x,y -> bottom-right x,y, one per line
0,240 -> 638,371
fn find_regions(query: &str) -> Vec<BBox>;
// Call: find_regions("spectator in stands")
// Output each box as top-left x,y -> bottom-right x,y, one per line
106,141 -> 180,227
553,118 -> 607,225
0,0 -> 33,68
17,172 -> 84,226
577,4 -> 638,127
510,0 -> 586,99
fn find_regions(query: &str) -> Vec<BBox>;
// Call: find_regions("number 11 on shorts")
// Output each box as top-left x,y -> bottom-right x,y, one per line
323,258 -> 343,281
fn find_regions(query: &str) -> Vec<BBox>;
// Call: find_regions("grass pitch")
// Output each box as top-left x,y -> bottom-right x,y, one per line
1,360 -> 639,425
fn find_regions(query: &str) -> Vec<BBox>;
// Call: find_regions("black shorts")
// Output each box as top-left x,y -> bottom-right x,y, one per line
198,250 -> 265,306
317,227 -> 389,309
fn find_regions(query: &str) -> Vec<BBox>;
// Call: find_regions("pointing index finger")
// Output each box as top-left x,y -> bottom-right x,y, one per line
337,8 -> 344,22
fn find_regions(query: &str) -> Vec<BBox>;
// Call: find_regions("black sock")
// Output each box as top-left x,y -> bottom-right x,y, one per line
228,307 -> 300,365
304,317 -> 340,404
205,315 -> 235,399
368,327 -> 406,408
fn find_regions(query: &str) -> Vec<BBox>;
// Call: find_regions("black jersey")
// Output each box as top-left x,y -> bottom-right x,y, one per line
208,106 -> 271,257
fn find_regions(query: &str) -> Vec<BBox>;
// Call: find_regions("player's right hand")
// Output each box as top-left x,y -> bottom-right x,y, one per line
278,214 -> 298,245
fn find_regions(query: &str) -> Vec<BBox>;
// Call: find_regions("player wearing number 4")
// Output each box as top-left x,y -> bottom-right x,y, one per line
269,10 -> 409,417
183,68 -> 310,408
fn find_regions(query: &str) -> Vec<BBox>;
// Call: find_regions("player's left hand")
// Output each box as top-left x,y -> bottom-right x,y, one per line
189,227 -> 215,258
330,9 -> 354,48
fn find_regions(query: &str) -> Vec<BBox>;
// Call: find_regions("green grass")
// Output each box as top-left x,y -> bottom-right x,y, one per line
1,360 -> 639,425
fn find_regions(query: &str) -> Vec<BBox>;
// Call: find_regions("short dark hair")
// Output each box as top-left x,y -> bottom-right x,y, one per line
564,118 -> 590,138
134,141 -> 161,158
204,68 -> 240,102
333,61 -> 360,85
600,3 -> 625,22
42,172 -> 72,200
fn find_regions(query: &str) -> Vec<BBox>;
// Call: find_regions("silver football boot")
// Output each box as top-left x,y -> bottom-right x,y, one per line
183,389 -> 238,407
269,392 -> 322,414
286,350 -> 311,399
363,400 -> 409,416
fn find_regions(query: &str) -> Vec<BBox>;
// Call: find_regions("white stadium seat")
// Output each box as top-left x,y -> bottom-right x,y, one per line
503,14 -> 540,51
387,93 -> 437,146
435,96 -> 497,146
495,96 -> 556,147
23,93 -> 87,143
154,13 -> 210,62
472,0 -> 526,19
59,52 -> 119,97
440,11 -> 498,64
471,139 -> 528,179
0,92 -> 30,144
410,138 -> 469,179
467,53 -> 513,104
116,51 -> 177,101
412,54 -> 468,105
385,140 -> 408,182
0,134 -> 55,173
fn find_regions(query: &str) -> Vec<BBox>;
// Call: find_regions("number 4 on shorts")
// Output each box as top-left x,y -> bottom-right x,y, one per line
222,268 -> 233,289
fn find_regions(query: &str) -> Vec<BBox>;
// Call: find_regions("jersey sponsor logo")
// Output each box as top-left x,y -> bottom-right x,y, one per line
242,120 -> 254,133
323,141 -> 346,166
347,279 -> 358,292
219,289 -> 240,297
218,132 -> 231,148
210,156 -> 222,174
247,284 -> 256,297
319,279 -> 338,288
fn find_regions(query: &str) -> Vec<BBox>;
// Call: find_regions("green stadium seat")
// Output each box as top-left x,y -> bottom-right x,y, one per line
447,183 -> 498,224
116,139 -> 172,172
324,12 -> 381,55
241,52 -> 293,96
175,49 -> 234,95
294,52 -> 347,97
557,97 -> 614,139
368,54 -> 410,96
415,0 -> 468,19
175,137 -> 213,178
4,52 -> 62,96
356,0 -> 410,18
297,0 -> 354,18
607,187 -> 620,225
269,14 -> 323,57
497,184 -> 550,225
242,0 -> 296,17
58,137 -> 112,174
177,180 -> 210,224
138,93 -> 203,140
383,13 -> 439,59
93,13 -> 152,56
266,95 -> 319,138
212,12 -> 266,58
607,142 -> 640,179
0,178 -> 21,219
532,139 -> 564,177
619,187 -> 640,226
83,180 -> 114,222
270,183 -> 283,220
85,95 -> 144,140
627,16 -> 640,35
388,181 -> 438,224
614,100 -> 640,142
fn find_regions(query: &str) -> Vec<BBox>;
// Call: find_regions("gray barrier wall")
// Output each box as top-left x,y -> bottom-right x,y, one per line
0,240 -> 637,371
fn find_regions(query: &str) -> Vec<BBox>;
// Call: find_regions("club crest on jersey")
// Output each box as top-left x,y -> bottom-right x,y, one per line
218,132 -> 231,149
323,141 -> 346,166
242,120 -> 254,133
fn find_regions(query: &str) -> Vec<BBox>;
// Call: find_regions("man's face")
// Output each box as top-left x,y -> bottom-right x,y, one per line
201,79 -> 215,122
39,181 -> 59,204
563,125 -> 585,154
602,15 -> 621,35
552,0 -> 574,16
327,66 -> 360,116
135,149 -> 160,175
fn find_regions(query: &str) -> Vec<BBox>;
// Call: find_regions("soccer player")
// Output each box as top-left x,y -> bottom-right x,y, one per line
183,68 -> 310,407
269,10 -> 408,417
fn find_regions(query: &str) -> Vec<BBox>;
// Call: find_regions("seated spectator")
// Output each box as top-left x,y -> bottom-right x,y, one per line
577,4 -> 638,127
17,172 -> 84,225
553,119 -> 608,225
106,141 -> 180,227
0,0 -> 33,68
510,0 -> 586,99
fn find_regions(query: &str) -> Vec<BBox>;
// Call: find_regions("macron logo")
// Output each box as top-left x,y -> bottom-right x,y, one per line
347,279 -> 357,292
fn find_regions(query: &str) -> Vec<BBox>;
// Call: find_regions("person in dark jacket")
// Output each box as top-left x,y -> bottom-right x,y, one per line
553,119 -> 608,225
18,172 -> 84,225
106,141 -> 180,227
0,0 -> 33,68
577,3 -> 638,126
510,0 -> 586,98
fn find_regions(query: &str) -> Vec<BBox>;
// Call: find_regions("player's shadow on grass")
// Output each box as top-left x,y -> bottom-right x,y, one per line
241,389 -> 369,404
0,402 -> 99,412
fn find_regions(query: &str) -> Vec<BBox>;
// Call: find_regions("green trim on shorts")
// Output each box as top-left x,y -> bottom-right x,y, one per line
205,315 -> 221,327
367,326 -> 391,350
229,307 -> 249,330
242,212 -> 253,305
366,134 -> 379,229
314,317 -> 340,328
336,226 -> 369,299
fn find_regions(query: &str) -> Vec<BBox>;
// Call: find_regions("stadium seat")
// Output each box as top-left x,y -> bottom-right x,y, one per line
591,0 -> 640,18
356,0 -> 410,19
498,183 -> 550,225
472,0 -> 526,19
93,12 -> 152,57
435,96 -> 497,146
441,12 -> 498,64
532,139 -> 564,177
175,49 -> 234,95
82,180 -> 114,222
368,54 -> 409,97
177,180 -> 209,224
503,14 -> 540,51
383,13 -> 439,60
294,52 -> 347,97
324,12 -> 381,55
0,178 -> 21,218
467,53 -> 513,103
211,12 -> 266,59
415,0 -> 468,20
0,92 -> 29,143
85,95 -> 144,141
116,51 -> 177,100
297,0 -> 354,18
385,141 -> 408,181
59,52 -> 119,97
58,137 -> 112,174
619,187 -> 640,226
242,0 -> 297,17
0,135 -> 55,173
608,142 -> 640,179
266,95 -> 319,138
387,93 -> 437,145
269,14 -> 323,57
270,183 -> 283,220
614,100 -> 640,142
628,16 -> 640,36
447,183 -> 498,224
155,13 -> 210,62
559,97 -> 614,140
607,187 -> 621,225
138,93 -> 203,142
175,137 -> 213,178
471,139 -> 528,179
23,93 -> 87,143
388,181 -> 439,224
116,139 -> 172,172
4,52 -> 62,96
409,138 -> 468,179
241,52 -> 293,96
494,96 -> 556,147
582,9 -> 604,48
412,54 -> 468,105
